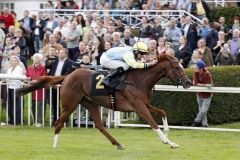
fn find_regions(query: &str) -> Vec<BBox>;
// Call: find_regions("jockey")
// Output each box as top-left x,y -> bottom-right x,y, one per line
100,41 -> 158,87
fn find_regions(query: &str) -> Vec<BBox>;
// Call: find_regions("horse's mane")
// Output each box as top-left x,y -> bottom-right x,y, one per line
157,54 -> 175,63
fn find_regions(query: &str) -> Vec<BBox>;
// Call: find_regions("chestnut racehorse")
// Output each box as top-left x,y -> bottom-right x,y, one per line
17,54 -> 191,149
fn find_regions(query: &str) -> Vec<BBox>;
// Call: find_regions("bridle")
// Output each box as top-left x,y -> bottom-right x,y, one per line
158,59 -> 187,86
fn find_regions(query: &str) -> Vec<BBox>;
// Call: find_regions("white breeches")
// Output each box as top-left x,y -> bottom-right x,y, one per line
100,53 -> 129,71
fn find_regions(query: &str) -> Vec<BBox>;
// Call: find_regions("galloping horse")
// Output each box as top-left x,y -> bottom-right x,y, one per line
17,54 -> 191,149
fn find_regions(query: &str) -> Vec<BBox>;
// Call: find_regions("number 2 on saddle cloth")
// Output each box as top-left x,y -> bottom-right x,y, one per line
91,71 -> 126,96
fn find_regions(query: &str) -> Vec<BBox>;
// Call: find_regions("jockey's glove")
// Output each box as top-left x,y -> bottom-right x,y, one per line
146,59 -> 158,67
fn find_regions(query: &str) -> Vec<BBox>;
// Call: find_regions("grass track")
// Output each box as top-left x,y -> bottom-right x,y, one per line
0,126 -> 240,160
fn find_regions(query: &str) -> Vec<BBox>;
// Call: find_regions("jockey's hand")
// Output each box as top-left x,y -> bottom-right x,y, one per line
146,59 -> 158,67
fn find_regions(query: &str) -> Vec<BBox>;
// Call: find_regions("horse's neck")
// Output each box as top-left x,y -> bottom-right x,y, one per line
129,63 -> 163,90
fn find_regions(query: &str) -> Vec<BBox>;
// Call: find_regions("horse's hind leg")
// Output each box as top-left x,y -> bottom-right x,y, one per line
133,102 -> 179,148
147,105 -> 169,133
81,98 -> 125,150
53,94 -> 82,148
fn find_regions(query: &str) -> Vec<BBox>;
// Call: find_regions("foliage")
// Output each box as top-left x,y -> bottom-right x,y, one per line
209,6 -> 240,26
0,127 -> 239,160
151,66 -> 240,125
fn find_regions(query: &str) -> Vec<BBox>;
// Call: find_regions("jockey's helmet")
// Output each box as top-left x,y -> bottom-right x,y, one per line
133,42 -> 148,55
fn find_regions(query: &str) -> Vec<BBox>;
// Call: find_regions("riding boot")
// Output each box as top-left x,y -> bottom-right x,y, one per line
102,67 -> 124,87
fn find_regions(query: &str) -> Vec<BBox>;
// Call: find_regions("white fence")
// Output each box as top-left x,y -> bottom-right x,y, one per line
1,74 -> 240,132
32,9 -> 202,27
114,85 -> 240,132
0,74 -> 115,128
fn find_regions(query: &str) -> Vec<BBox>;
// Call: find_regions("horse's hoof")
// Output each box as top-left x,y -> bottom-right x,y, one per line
169,142 -> 180,149
117,144 -> 125,150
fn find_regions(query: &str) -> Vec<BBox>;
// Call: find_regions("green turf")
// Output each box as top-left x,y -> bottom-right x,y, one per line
0,126 -> 239,160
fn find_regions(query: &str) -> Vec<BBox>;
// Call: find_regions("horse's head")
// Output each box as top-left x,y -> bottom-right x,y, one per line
157,54 -> 192,89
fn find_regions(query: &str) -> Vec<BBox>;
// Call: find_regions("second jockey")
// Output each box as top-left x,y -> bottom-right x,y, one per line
100,41 -> 158,87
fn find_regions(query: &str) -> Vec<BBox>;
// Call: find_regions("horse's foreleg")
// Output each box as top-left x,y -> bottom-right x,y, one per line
147,105 -> 169,134
82,99 -> 124,150
134,103 -> 179,148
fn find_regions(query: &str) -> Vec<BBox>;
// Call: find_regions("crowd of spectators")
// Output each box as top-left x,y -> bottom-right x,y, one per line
1,0 -> 240,126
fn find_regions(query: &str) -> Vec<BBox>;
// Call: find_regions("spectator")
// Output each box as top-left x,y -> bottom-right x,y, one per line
183,16 -> 192,37
115,19 -> 125,33
54,31 -> 67,48
0,25 -> 5,46
186,23 -> 199,51
197,38 -> 214,66
95,24 -> 106,37
45,48 -> 73,124
18,19 -> 31,45
228,29 -> 240,60
44,13 -> 58,33
1,37 -> 14,73
6,26 -> 15,39
77,41 -> 88,61
177,15 -> 187,34
157,37 -> 166,55
55,0 -> 64,15
173,0 -> 189,10
212,31 -> 226,64
121,29 -> 136,47
13,29 -> 28,61
26,53 -> 47,127
43,34 -> 63,56
12,46 -> 27,70
0,7 -> 14,29
43,32 -> 51,47
188,49 -> 203,68
192,60 -> 213,127
53,18 -> 68,38
7,56 -> 25,125
149,39 -> 158,58
139,16 -> 152,47
81,54 -> 92,65
10,11 -> 19,29
73,1 -> 80,9
175,36 -> 192,68
112,1 -> 121,20
85,40 -> 95,56
46,0 -> 55,15
206,22 -> 219,52
0,20 -> 7,36
112,32 -> 124,47
107,25 -> 115,35
151,16 -> 163,40
163,18 -> 182,51
231,16 -> 240,32
92,36 -> 105,65
215,44 -> 234,66
218,17 -> 229,37
22,10 -> 34,32
104,40 -> 112,51
22,10 -> 34,57
91,12 -> 99,29
199,17 -> 211,39
32,11 -> 46,53
77,14 -> 86,34
190,0 -> 210,20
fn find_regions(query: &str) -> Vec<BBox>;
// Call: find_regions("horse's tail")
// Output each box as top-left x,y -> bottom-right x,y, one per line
16,76 -> 66,96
